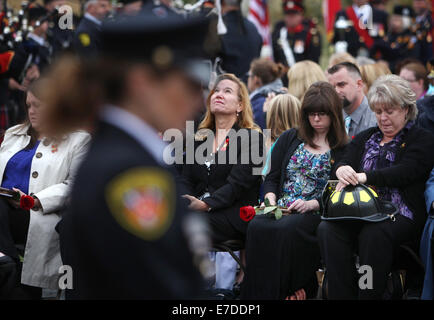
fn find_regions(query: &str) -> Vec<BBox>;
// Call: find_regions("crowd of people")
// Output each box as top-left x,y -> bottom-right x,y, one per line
0,0 -> 433,301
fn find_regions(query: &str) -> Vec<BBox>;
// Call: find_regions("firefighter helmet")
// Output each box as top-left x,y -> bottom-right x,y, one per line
321,184 -> 398,222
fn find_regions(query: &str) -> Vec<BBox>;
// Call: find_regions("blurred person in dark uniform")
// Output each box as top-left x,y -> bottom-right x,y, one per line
369,0 -> 387,12
417,94 -> 434,136
217,0 -> 262,83
43,0 -> 75,57
116,0 -> 143,16
73,0 -> 111,57
332,0 -> 388,58
371,5 -> 420,73
411,0 -> 433,65
0,48 -> 30,135
22,6 -> 52,74
49,10 -> 213,299
3,6 -> 55,130
272,0 -> 321,68
416,59 -> 434,136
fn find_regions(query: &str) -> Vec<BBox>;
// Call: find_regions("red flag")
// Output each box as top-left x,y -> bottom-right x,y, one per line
345,6 -> 374,48
248,0 -> 270,45
323,0 -> 342,41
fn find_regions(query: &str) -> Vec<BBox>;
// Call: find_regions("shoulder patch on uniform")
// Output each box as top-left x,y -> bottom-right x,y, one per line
79,33 -> 91,47
106,167 -> 175,241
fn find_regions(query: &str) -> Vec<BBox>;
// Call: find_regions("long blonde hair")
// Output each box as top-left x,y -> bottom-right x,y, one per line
198,73 -> 260,134
266,94 -> 301,143
360,63 -> 392,94
287,61 -> 327,101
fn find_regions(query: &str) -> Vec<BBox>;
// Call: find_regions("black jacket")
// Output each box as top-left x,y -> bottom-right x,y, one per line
371,29 -> 421,73
73,16 -> 101,57
263,128 -> 346,211
181,125 -> 263,233
334,125 -> 434,231
58,121 -> 204,299
417,95 -> 434,136
22,38 -> 52,73
219,10 -> 262,82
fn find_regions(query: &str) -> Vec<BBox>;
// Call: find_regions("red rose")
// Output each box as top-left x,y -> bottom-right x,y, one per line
20,195 -> 35,211
240,206 -> 256,222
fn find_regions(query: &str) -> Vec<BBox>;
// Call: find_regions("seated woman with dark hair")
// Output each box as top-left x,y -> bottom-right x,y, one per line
318,74 -> 434,300
241,81 -> 348,300
0,79 -> 91,299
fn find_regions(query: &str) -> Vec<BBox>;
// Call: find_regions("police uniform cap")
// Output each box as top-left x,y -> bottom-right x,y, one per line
283,0 -> 304,14
101,11 -> 213,86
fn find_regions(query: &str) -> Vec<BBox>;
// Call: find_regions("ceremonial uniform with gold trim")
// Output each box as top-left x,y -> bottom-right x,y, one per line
271,18 -> 321,67
371,29 -> 420,73
411,10 -> 433,64
58,106 -> 204,299
371,6 -> 421,73
332,4 -> 388,58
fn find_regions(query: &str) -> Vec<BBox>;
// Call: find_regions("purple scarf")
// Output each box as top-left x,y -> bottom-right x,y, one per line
361,121 -> 415,220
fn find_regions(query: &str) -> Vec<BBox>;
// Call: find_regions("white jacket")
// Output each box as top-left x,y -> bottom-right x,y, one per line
0,124 -> 91,289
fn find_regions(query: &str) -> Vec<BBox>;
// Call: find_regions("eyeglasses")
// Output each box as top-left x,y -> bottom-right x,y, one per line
308,112 -> 328,118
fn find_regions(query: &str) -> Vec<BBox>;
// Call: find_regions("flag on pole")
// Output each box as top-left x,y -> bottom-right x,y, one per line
323,0 -> 342,41
248,0 -> 272,57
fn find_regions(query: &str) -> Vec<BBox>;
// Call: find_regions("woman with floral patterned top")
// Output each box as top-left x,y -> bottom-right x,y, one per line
241,82 -> 348,300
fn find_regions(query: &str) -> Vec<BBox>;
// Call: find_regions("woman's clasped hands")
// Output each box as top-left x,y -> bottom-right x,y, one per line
335,165 -> 367,191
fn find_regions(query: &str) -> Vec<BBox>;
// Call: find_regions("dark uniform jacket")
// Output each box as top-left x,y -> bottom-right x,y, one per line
417,95 -> 434,136
58,121 -> 204,299
22,37 -> 52,73
272,19 -> 321,67
411,11 -> 433,64
371,29 -> 421,73
73,15 -> 101,57
219,10 -> 262,83
181,124 -> 263,237
48,22 -> 75,56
